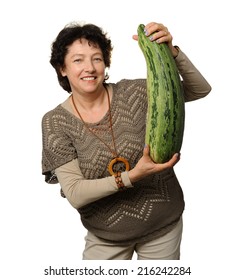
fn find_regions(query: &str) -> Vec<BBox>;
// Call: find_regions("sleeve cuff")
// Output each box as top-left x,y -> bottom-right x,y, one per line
121,171 -> 134,188
174,46 -> 185,63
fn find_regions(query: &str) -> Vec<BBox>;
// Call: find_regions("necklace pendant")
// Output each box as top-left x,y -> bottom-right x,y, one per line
108,157 -> 130,175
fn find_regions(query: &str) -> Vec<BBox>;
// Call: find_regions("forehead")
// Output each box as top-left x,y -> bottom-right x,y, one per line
67,38 -> 101,54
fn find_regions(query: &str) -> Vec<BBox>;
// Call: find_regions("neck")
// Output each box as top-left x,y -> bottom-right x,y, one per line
72,85 -> 108,111
71,85 -> 110,123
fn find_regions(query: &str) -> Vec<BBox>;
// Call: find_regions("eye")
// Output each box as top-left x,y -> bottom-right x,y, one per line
93,56 -> 103,62
73,58 -> 82,63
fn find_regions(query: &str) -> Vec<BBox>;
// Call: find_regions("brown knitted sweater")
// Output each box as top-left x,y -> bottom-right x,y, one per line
42,79 -> 184,244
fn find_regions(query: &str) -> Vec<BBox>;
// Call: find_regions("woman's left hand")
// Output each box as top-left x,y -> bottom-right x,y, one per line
133,22 -> 179,58
128,145 -> 180,183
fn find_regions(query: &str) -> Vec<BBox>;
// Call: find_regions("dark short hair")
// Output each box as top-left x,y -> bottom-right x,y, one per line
50,22 -> 113,93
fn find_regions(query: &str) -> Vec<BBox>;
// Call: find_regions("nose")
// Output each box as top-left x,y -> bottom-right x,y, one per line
84,59 -> 95,72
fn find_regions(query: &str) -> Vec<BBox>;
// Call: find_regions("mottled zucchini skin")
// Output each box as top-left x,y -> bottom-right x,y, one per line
138,24 -> 185,163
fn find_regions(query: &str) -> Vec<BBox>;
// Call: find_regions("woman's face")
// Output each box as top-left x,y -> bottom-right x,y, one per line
61,38 -> 106,95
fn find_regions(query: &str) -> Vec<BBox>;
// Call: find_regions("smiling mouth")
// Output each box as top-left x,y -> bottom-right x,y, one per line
82,77 -> 96,81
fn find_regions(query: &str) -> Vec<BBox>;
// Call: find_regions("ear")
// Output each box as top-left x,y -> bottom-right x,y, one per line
60,67 -> 67,77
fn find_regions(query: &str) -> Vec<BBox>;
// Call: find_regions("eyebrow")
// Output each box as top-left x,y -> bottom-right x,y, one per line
70,52 -> 103,59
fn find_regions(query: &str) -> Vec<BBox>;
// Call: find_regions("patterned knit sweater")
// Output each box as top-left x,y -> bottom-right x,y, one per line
42,79 -> 185,244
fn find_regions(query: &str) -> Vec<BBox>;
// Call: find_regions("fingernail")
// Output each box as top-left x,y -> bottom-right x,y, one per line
149,35 -> 153,41
144,29 -> 148,35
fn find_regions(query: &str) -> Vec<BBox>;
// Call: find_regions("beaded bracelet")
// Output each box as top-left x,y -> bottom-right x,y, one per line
114,171 -> 126,191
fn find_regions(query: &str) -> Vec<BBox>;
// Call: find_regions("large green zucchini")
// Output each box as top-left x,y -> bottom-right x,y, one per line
137,24 -> 185,163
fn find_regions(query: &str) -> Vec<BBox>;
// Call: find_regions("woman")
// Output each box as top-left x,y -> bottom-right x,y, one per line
41,21 -> 211,260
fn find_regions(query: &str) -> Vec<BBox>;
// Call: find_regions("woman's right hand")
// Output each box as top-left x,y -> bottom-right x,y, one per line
132,22 -> 179,58
128,145 -> 180,183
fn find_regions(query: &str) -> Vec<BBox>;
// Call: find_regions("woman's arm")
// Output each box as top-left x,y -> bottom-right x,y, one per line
56,147 -> 180,208
175,49 -> 212,101
55,159 -> 133,209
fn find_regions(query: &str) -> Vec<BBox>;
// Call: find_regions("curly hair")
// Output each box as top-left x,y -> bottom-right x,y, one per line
50,22 -> 113,93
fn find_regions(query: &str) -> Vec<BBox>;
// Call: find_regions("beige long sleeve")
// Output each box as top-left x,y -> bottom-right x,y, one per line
175,50 -> 212,101
55,159 -> 133,209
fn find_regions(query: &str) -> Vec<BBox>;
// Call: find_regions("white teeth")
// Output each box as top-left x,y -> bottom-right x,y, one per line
82,77 -> 95,80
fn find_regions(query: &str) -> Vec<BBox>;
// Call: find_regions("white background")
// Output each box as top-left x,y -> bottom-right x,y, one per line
1,0 -> 234,279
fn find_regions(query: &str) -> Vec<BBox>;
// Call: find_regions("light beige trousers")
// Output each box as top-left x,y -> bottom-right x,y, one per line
82,217 -> 183,260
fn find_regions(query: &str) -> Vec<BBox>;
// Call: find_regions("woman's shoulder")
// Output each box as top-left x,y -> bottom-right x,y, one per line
42,97 -> 72,120
42,104 -> 63,121
41,102 -> 73,131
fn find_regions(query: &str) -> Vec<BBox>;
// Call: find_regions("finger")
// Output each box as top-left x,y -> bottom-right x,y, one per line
144,22 -> 166,36
155,153 -> 179,171
167,153 -> 180,166
144,22 -> 156,29
149,30 -> 172,44
151,29 -> 169,39
132,34 -> 138,41
144,22 -> 164,33
143,144 -> 150,156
